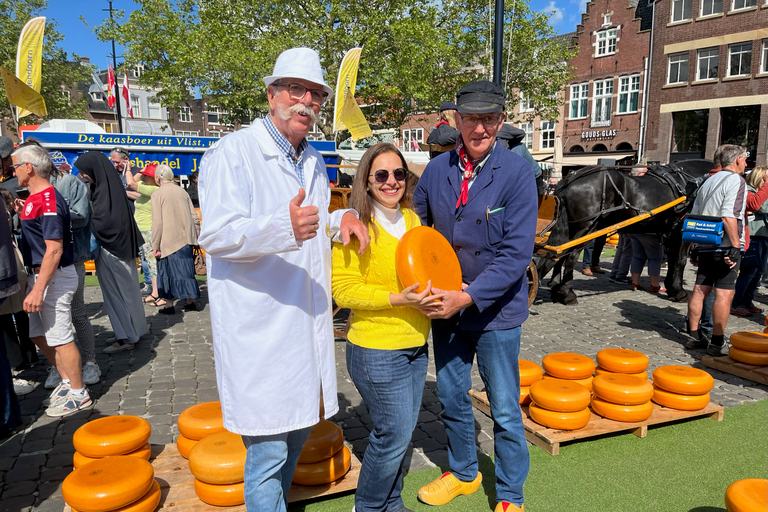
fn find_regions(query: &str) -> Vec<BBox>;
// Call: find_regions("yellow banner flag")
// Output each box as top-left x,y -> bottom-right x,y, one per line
1,66 -> 47,117
340,88 -> 372,140
16,16 -> 46,119
333,48 -> 362,132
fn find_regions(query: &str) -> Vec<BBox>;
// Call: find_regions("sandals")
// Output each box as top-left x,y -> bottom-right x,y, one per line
144,295 -> 167,307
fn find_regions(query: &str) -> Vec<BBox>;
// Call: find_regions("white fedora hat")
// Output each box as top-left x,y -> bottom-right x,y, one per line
263,47 -> 334,100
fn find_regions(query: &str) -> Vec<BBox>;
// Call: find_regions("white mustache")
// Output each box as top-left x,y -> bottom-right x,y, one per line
278,103 -> 317,124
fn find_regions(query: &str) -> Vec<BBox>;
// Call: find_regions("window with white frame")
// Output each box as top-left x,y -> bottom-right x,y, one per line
520,92 -> 533,112
61,88 -> 70,101
701,0 -> 723,15
133,64 -> 144,78
96,122 -> 115,133
671,0 -> 692,21
762,40 -> 768,74
728,43 -> 752,76
207,107 -> 221,124
732,0 -> 756,9
148,101 -> 162,119
569,83 -> 589,119
208,131 -> 221,138
131,95 -> 141,117
520,122 -> 534,149
618,74 -> 640,113
697,48 -> 719,80
179,106 -> 192,123
402,128 -> 423,152
540,121 -> 556,149
592,78 -> 613,126
596,28 -> 618,56
176,130 -> 198,137
668,52 -> 689,84
603,13 -> 611,25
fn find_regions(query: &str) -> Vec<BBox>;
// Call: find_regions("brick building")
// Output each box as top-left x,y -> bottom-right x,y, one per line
644,0 -> 768,167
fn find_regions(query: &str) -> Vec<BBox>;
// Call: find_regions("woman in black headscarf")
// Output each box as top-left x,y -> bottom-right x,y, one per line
76,152 -> 148,353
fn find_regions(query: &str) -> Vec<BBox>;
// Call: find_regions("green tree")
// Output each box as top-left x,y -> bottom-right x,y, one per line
0,0 -> 90,131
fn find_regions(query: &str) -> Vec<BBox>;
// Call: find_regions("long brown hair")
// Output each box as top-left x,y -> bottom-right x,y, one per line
349,143 -> 412,241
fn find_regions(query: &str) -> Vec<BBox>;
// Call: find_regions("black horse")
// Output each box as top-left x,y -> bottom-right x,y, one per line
536,160 -> 713,305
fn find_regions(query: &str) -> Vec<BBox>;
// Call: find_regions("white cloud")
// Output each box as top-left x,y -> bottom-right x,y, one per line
542,1 -> 565,25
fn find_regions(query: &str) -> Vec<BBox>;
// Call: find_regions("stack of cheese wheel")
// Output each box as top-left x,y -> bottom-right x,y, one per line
519,360 -> 544,405
177,401 -> 225,459
651,365 -> 714,410
63,456 -> 160,512
724,478 -> 768,512
72,416 -> 152,469
528,378 -> 592,430
728,332 -> 768,366
189,431 -> 246,506
591,373 -> 654,422
293,419 -> 352,486
542,352 -> 596,391
595,348 -> 649,381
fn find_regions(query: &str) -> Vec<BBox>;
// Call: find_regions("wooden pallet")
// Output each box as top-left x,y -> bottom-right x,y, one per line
63,443 -> 360,512
701,355 -> 768,386
469,390 -> 724,456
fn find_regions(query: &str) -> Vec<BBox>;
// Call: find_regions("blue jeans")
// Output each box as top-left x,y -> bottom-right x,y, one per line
610,234 -> 633,280
629,234 -> 664,277
0,297 -> 21,437
582,236 -> 606,268
241,426 -> 312,512
733,237 -> 768,307
432,323 -> 529,505
346,342 -> 428,512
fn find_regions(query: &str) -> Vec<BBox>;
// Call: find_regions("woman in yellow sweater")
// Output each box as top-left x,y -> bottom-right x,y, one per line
333,143 -> 442,512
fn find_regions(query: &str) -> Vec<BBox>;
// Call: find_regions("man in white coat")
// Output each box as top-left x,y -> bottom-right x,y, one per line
198,47 -> 369,511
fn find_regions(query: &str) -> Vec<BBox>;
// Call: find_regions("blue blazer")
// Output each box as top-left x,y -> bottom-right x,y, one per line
412,144 -> 538,331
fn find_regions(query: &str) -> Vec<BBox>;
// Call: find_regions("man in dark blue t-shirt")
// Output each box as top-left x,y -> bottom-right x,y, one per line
11,145 -> 92,417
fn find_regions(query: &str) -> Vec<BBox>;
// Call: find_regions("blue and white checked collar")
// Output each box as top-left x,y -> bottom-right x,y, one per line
264,116 -> 309,187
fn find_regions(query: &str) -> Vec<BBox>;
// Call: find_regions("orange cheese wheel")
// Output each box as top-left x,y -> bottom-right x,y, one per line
189,431 -> 246,485
592,374 -> 654,406
62,456 -> 155,512
590,397 -> 654,422
730,332 -> 768,353
596,349 -> 649,373
177,434 -> 198,459
194,479 -> 245,507
542,353 -> 595,380
652,365 -> 714,395
729,347 -> 768,366
595,367 -> 648,381
725,478 -> 768,512
520,386 -> 531,405
543,373 -> 594,392
519,360 -> 544,386
73,416 -> 152,458
298,419 -> 344,464
70,481 -> 161,512
292,445 -> 351,486
529,379 -> 591,412
73,443 -> 151,469
178,402 -> 225,440
528,403 -> 591,430
652,388 -> 710,410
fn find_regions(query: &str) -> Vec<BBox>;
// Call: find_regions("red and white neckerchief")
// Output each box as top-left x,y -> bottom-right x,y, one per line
455,136 -> 493,208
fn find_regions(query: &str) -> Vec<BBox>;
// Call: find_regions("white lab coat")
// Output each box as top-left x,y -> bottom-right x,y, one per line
198,120 -> 343,436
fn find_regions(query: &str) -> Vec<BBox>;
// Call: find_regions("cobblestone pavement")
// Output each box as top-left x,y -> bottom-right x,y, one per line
2,260 -> 767,511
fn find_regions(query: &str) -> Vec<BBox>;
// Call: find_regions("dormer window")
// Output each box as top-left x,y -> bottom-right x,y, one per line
603,13 -> 611,26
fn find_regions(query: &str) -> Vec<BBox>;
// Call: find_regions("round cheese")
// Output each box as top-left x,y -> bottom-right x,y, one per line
590,397 -> 653,422
519,360 -> 544,386
725,478 -> 768,512
595,367 -> 648,381
529,379 -> 591,412
596,348 -> 649,373
70,481 -> 161,512
652,365 -> 714,395
292,446 -> 351,486
189,431 -> 246,485
73,416 -> 151,458
194,479 -> 245,507
176,434 -> 198,459
592,374 -> 654,405
528,403 -> 591,430
729,332 -> 768,353
298,419 -> 344,464
178,402 -> 225,441
73,443 -> 151,469
543,373 -> 594,392
62,456 -> 154,512
652,388 -> 710,410
520,386 -> 531,405
542,353 -> 596,380
729,347 -> 768,366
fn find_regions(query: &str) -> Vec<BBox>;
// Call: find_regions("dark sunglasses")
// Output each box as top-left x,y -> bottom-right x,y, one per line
370,168 -> 407,183
112,147 -> 129,157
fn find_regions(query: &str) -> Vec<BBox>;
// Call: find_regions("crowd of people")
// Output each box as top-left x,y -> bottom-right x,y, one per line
0,138 -> 201,429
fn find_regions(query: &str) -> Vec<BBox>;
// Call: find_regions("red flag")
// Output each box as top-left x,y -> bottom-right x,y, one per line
122,72 -> 133,118
106,65 -> 115,109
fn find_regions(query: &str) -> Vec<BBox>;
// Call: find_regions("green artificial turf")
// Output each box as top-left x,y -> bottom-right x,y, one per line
290,400 -> 767,512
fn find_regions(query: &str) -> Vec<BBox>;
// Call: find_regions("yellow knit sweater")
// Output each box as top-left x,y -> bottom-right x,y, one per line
332,208 -> 431,350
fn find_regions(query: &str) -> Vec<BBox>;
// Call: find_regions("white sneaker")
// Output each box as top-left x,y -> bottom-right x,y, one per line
45,366 -> 62,389
103,341 -> 134,354
46,389 -> 94,417
43,381 -> 70,407
81,362 -> 102,385
13,379 -> 35,396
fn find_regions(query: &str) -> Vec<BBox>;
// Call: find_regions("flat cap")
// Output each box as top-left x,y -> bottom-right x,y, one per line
456,81 -> 506,114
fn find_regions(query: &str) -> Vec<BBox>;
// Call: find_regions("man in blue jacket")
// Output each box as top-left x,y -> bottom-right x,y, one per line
412,81 -> 537,512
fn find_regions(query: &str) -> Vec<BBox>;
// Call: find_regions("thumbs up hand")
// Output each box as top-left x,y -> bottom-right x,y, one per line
289,188 -> 320,242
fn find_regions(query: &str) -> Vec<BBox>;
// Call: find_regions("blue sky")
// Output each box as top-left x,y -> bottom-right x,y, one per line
42,0 -> 584,69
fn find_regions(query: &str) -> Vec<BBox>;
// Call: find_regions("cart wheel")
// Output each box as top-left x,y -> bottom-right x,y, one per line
527,261 -> 539,307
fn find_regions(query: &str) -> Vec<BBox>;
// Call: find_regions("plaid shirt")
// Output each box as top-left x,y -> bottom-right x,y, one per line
264,116 -> 309,188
